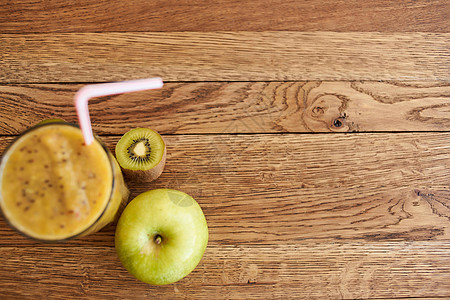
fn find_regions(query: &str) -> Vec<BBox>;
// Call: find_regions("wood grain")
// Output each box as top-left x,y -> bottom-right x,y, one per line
0,242 -> 449,299
1,32 -> 449,83
0,133 -> 448,246
2,1 -> 448,298
1,0 -> 448,33
0,81 -> 449,135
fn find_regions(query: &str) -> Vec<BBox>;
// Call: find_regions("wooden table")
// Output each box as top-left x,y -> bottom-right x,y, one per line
1,1 -> 449,298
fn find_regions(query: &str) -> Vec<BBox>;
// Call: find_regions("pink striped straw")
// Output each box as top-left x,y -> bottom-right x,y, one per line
75,77 -> 163,145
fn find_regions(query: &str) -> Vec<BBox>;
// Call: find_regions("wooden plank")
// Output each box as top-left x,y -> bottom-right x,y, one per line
0,242 -> 449,299
1,0 -> 448,33
0,133 -> 448,246
1,32 -> 449,83
0,81 -> 449,135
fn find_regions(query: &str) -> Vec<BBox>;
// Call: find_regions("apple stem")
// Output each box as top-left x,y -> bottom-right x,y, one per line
154,234 -> 162,245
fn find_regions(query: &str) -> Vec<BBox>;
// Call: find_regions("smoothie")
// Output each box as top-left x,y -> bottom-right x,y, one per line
0,123 -> 129,241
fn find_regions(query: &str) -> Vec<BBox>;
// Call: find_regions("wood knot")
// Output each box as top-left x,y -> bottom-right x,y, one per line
303,94 -> 352,132
333,119 -> 343,128
312,106 -> 325,116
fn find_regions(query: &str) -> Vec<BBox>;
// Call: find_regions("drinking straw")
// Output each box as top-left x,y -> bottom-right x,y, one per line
75,78 -> 163,145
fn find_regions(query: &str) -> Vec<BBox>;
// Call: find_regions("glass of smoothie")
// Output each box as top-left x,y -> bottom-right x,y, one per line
0,122 -> 130,241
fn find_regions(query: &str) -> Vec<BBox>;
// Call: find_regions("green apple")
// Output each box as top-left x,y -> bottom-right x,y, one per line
115,189 -> 208,285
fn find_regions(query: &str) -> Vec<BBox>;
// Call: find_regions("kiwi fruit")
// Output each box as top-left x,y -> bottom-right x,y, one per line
115,128 -> 166,182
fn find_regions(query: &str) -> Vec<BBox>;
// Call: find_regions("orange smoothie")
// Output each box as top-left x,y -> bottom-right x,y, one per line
0,123 -> 129,241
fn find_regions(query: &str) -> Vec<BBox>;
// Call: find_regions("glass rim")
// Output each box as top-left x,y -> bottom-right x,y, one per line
0,122 -> 116,242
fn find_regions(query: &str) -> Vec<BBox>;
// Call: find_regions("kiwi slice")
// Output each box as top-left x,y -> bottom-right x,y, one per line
115,128 -> 166,182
